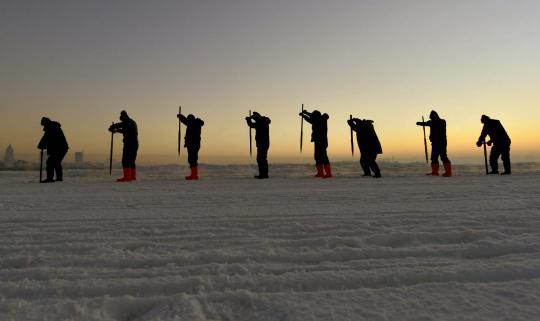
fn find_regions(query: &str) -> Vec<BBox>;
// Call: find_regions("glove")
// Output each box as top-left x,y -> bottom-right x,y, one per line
299,112 -> 303,116
177,113 -> 181,118
108,126 -> 115,133
476,141 -> 482,147
245,116 -> 250,121
487,140 -> 492,146
416,122 -> 422,126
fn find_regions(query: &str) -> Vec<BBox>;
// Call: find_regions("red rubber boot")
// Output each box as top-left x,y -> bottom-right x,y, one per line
131,168 -> 137,181
314,164 -> 324,178
443,163 -> 452,177
117,168 -> 132,182
323,164 -> 333,178
185,166 -> 199,180
428,164 -> 439,176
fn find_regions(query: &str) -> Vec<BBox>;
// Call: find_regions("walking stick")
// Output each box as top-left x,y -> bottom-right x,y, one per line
249,110 -> 253,157
109,122 -> 114,176
422,116 -> 429,164
300,104 -> 304,153
350,115 -> 354,157
483,140 -> 489,175
39,149 -> 44,182
178,106 -> 182,156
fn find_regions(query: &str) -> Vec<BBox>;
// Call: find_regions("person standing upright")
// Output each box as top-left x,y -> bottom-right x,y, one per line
347,118 -> 382,178
37,117 -> 69,183
300,109 -> 332,178
476,115 -> 511,175
246,111 -> 271,179
416,110 -> 452,177
178,112 -> 204,180
109,110 -> 138,182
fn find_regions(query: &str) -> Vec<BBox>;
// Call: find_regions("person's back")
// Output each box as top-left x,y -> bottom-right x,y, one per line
254,117 -> 270,148
356,120 -> 382,155
184,117 -> 204,147
120,118 -> 138,146
484,119 -> 510,145
429,117 -> 447,146
39,120 -> 69,154
311,113 -> 329,145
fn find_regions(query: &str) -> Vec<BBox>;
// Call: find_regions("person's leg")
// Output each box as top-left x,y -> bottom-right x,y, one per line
117,146 -> 132,181
440,146 -> 452,177
370,154 -> 381,178
55,151 -> 67,181
489,145 -> 501,174
44,154 -> 55,182
186,146 -> 200,180
131,145 -> 138,179
256,148 -> 269,178
321,148 -> 332,178
430,145 -> 440,175
313,143 -> 324,177
501,145 -> 511,174
359,154 -> 371,176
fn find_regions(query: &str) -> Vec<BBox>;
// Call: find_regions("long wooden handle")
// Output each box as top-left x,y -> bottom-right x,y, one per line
300,104 -> 304,153
483,141 -> 489,175
109,122 -> 114,175
178,106 -> 182,156
249,110 -> 253,157
422,116 -> 428,164
350,115 -> 354,157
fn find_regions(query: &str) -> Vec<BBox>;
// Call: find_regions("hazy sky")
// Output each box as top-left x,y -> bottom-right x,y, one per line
1,0 -> 539,164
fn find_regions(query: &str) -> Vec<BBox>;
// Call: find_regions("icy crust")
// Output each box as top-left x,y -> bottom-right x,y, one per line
1,174 -> 540,320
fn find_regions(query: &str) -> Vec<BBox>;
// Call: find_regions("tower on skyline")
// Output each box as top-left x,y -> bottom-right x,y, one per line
4,145 -> 14,167
75,152 -> 84,165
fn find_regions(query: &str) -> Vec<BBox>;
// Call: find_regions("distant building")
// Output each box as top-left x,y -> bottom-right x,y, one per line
75,152 -> 84,164
4,145 -> 14,167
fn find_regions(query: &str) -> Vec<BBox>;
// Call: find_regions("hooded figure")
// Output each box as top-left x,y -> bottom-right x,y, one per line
178,113 -> 204,180
416,110 -> 452,176
37,117 -> 69,183
476,115 -> 511,174
246,111 -> 271,179
300,109 -> 332,178
347,118 -> 382,177
109,111 -> 138,182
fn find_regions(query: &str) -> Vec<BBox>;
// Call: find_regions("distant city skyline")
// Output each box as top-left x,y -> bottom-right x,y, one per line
1,1 -> 539,164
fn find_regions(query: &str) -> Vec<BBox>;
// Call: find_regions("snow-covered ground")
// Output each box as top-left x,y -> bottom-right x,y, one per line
1,166 -> 540,321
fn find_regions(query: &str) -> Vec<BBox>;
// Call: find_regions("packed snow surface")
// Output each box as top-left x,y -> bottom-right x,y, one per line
1,167 -> 540,321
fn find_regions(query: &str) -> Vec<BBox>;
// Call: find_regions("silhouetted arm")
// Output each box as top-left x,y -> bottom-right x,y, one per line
245,117 -> 256,128
37,133 -> 48,149
476,124 -> 489,146
347,119 -> 359,132
300,111 -> 314,124
109,122 -> 124,133
178,114 -> 188,125
416,120 -> 432,127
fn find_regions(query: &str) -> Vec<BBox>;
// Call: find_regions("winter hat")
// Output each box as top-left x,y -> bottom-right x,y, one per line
41,117 -> 51,126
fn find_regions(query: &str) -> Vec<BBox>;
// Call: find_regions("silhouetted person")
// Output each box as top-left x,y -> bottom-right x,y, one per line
178,113 -> 204,180
300,109 -> 332,178
476,115 -> 511,175
246,112 -> 271,179
348,118 -> 382,178
37,117 -> 69,183
109,111 -> 138,182
416,110 -> 452,176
